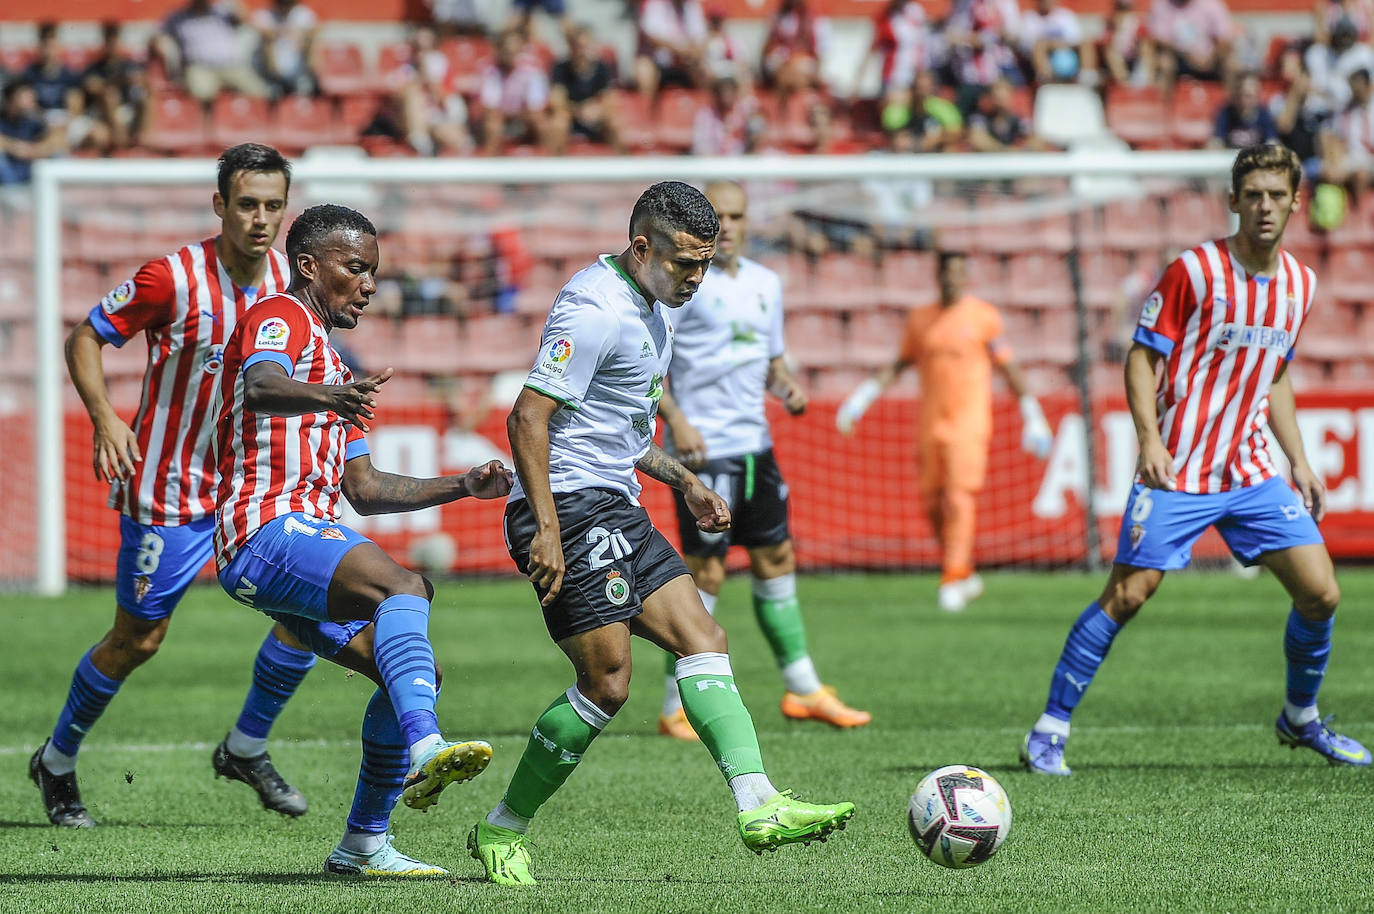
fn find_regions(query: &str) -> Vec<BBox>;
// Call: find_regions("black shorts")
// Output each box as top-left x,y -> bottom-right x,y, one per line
506,488 -> 689,641
674,449 -> 791,559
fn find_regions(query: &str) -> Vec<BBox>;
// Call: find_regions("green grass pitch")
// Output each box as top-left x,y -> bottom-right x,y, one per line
3,570 -> 1373,914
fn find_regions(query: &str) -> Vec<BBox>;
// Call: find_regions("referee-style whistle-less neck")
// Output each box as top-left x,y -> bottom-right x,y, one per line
605,254 -> 652,305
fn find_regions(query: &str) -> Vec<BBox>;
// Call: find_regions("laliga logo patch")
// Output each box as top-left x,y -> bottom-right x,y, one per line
255,317 -> 291,351
1139,291 -> 1163,328
605,570 -> 630,606
202,344 -> 224,374
100,279 -> 136,315
540,337 -> 574,377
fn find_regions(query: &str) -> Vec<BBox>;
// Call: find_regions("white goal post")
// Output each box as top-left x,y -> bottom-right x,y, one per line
30,148 -> 1237,595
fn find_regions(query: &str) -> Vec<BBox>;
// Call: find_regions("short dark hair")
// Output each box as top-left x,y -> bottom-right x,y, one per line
629,181 -> 719,244
37,21 -> 57,40
286,204 -> 377,264
1230,143 -> 1302,197
217,143 -> 292,202
937,249 -> 966,272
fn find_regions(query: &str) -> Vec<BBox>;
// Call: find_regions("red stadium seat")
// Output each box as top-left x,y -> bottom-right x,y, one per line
1076,250 -> 1134,312
1323,247 -> 1374,302
845,308 -> 905,366
316,41 -> 378,97
1104,85 -> 1168,149
208,93 -> 272,149
1098,196 -> 1167,253
963,253 -> 1008,303
1005,252 -> 1073,310
612,90 -> 657,151
653,89 -> 707,153
1170,80 -> 1226,149
879,249 -> 938,307
1165,190 -> 1230,242
814,253 -> 883,310
141,92 -> 209,153
441,36 -> 495,97
271,95 -> 346,152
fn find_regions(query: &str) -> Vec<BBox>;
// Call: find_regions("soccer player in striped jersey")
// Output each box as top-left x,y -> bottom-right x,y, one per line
214,204 -> 511,876
654,180 -> 870,739
1021,144 -> 1370,775
31,144 -> 316,829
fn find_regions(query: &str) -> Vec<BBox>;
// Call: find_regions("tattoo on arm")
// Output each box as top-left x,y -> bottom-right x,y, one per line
636,443 -> 690,490
351,470 -> 464,515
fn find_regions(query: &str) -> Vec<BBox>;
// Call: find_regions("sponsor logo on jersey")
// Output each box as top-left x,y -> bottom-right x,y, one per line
540,337 -> 574,377
100,279 -> 136,315
647,372 -> 663,402
320,526 -> 347,541
202,344 -> 224,374
255,317 -> 291,351
1214,323 -> 1291,353
133,574 -> 153,604
640,340 -> 652,358
605,571 -> 630,606
1139,291 -> 1163,328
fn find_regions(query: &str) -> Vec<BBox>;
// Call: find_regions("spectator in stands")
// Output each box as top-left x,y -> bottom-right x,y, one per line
82,22 -> 148,150
425,0 -> 487,38
1209,72 -> 1278,149
155,0 -> 272,103
478,29 -> 553,156
967,78 -> 1049,151
392,25 -> 472,156
1315,0 -> 1374,44
882,69 -> 959,151
548,25 -> 624,154
635,0 -> 710,99
0,80 -> 61,185
859,0 -> 930,111
1318,67 -> 1374,207
509,0 -> 572,44
943,0 -> 1022,114
1099,0 -> 1152,85
1271,50 -> 1331,183
703,4 -> 748,84
251,0 -> 320,98
22,23 -> 106,152
1145,0 -> 1236,92
691,74 -> 760,155
761,0 -> 830,111
1019,0 -> 1094,86
1305,16 -> 1374,116
799,100 -> 863,153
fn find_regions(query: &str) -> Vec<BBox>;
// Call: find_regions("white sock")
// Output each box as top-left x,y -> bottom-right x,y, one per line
338,830 -> 387,856
728,772 -> 779,812
41,742 -> 77,776
1284,702 -> 1319,726
698,589 -> 718,615
662,674 -> 683,716
226,726 -> 268,759
409,733 -> 444,768
487,800 -> 532,834
780,657 -> 822,695
1034,714 -> 1071,738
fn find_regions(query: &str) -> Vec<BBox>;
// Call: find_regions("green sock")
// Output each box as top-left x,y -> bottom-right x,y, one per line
751,573 -> 809,666
501,687 -> 610,820
677,652 -> 765,778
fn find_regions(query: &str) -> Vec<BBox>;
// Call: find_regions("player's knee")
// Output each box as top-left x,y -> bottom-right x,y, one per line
1296,579 -> 1341,619
382,569 -> 429,602
693,562 -> 726,594
693,617 -> 729,654
1101,574 -> 1159,621
583,668 -> 630,715
109,629 -> 164,668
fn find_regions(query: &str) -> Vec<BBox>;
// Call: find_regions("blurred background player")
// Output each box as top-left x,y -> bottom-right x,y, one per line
836,251 -> 1053,612
214,203 -> 511,874
654,180 -> 870,741
469,181 -> 854,886
1021,144 -> 1371,776
31,144 -> 313,829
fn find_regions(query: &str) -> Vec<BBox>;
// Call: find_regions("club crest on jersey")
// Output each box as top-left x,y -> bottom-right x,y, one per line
202,344 -> 224,374
133,574 -> 153,604
605,571 -> 630,606
256,317 -> 291,351
1139,291 -> 1163,328
1130,524 -> 1146,550
100,279 -> 136,315
320,526 -> 347,541
540,337 -> 574,377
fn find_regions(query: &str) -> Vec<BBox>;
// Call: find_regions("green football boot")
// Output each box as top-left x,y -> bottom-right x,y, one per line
467,820 -> 536,885
737,790 -> 855,854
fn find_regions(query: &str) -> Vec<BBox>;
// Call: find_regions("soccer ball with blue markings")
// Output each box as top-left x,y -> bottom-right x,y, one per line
908,765 -> 1012,869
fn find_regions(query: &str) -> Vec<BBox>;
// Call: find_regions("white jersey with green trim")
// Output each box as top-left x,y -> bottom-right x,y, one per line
512,255 -> 674,505
667,256 -> 784,460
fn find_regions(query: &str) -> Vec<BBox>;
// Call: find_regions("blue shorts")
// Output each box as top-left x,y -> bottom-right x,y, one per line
1114,476 -> 1325,570
116,515 -> 215,620
218,513 -> 373,657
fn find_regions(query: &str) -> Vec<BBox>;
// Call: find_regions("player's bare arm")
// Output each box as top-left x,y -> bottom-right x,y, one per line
342,457 -> 513,515
507,386 -> 566,605
1124,342 -> 1176,490
657,384 -> 708,468
243,362 -> 393,432
637,443 -> 731,532
1267,363 -> 1325,521
766,355 -> 807,415
836,358 -> 907,435
65,318 -> 141,482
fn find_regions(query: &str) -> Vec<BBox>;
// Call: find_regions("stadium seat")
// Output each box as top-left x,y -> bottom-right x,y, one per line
1098,195 -> 1167,252
60,263 -> 106,322
1104,85 -> 1168,150
878,250 -> 937,307
846,308 -> 905,365
441,37 -> 495,97
610,91 -> 657,152
785,312 -> 848,369
1323,247 -> 1374,302
814,253 -> 883,310
316,41 -> 378,97
654,89 -> 707,153
396,316 -> 465,375
141,92 -> 209,154
1076,250 -> 1133,312
964,253 -> 1009,303
1005,252 -> 1073,310
209,94 -> 272,149
1033,84 -> 1112,148
271,95 -> 346,151
1165,190 -> 1230,241
1169,81 -> 1226,149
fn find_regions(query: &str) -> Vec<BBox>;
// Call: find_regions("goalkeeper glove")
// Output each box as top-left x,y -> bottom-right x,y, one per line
836,378 -> 882,435
1020,396 -> 1053,459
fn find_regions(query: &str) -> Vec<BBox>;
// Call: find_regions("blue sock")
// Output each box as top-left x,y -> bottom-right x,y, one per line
51,649 -> 122,756
347,689 -> 409,835
373,594 -> 440,747
233,630 -> 316,742
1284,607 -> 1333,710
1044,602 -> 1122,723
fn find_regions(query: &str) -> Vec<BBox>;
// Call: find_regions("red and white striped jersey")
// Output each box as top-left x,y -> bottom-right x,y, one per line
212,292 -> 369,568
89,240 -> 290,525
1132,238 -> 1315,494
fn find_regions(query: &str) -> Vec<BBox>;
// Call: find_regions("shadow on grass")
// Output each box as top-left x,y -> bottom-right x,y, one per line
881,760 -> 1301,776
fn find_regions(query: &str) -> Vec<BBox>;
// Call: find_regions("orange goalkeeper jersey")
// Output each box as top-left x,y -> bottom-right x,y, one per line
898,295 -> 1012,446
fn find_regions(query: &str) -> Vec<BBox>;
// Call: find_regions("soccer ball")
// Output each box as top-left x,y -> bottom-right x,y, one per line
908,765 -> 1012,869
